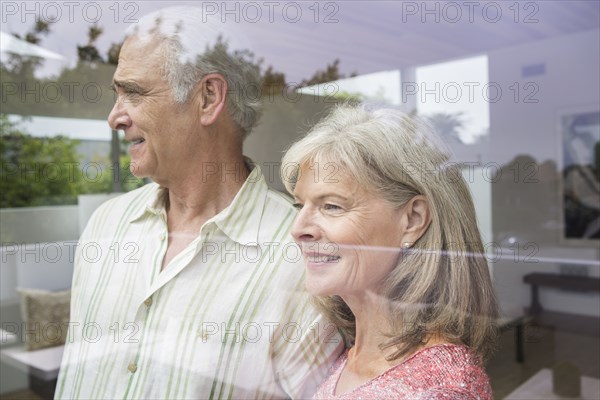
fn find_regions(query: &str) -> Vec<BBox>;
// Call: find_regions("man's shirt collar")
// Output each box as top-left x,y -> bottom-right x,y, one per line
128,159 -> 269,246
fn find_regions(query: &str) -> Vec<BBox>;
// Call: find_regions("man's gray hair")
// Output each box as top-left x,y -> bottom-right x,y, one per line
125,6 -> 263,137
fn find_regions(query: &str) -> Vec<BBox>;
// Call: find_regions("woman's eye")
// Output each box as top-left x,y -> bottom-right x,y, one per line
292,203 -> 303,210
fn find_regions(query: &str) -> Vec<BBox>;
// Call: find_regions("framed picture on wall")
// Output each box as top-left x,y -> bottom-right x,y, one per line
558,105 -> 600,245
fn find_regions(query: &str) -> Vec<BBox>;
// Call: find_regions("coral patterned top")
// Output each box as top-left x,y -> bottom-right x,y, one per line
313,344 -> 493,400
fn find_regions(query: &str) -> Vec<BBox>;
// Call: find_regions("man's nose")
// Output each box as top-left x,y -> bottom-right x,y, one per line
108,99 -> 132,131
291,207 -> 321,243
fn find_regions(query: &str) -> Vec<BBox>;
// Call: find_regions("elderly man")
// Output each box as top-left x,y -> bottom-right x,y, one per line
55,7 -> 342,399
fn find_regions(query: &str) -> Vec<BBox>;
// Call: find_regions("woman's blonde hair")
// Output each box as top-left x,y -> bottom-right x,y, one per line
281,103 -> 499,361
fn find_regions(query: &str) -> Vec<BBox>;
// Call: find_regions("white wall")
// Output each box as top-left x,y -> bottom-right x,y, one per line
244,93 -> 338,192
0,242 -> 76,301
0,194 -> 121,302
0,205 -> 79,244
488,29 -> 600,165
464,168 -> 493,246
488,29 -> 600,317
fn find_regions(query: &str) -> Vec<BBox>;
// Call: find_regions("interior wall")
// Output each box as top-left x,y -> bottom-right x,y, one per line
488,29 -> 600,316
0,206 -> 79,244
244,93 -> 338,193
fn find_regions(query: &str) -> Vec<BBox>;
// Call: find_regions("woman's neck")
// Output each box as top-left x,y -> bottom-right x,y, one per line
343,292 -> 399,375
343,292 -> 451,377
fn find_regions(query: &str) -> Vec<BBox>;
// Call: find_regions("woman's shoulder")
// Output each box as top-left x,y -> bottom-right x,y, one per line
411,343 -> 483,368
313,345 -> 492,399
389,343 -> 493,399
312,349 -> 350,399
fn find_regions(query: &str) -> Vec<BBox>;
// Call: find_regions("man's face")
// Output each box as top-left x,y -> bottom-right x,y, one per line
108,35 -> 200,183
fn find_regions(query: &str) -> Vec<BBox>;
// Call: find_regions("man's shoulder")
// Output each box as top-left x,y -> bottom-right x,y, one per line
258,187 -> 298,238
83,183 -> 159,232
264,186 -> 296,211
253,187 -> 306,273
98,183 -> 157,211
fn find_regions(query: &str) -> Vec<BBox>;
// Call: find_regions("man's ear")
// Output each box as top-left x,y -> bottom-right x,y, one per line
400,195 -> 432,246
197,73 -> 228,126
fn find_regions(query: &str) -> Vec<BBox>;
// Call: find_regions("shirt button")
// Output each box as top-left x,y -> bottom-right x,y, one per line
144,297 -> 153,307
128,363 -> 137,373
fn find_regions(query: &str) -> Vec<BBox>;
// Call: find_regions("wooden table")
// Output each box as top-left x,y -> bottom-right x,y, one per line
0,345 -> 64,398
523,273 -> 600,314
499,305 -> 533,363
506,368 -> 600,399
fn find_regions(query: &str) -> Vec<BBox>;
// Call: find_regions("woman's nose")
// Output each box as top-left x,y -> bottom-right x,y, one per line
291,207 -> 321,243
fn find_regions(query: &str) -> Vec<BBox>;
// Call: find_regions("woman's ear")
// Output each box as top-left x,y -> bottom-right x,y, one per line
196,73 -> 228,126
400,195 -> 431,246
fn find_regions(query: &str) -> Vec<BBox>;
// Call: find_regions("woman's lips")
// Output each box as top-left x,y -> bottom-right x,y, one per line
304,253 -> 341,268
306,254 -> 341,262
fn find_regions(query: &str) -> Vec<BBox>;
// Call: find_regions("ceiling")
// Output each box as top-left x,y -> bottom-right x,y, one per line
1,1 -> 598,81
267,0 -> 600,77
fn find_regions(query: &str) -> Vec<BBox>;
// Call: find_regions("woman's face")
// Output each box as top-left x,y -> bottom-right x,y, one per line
291,162 -> 407,297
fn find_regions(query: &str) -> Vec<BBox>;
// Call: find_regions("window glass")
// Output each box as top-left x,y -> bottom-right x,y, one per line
1,2 -> 598,398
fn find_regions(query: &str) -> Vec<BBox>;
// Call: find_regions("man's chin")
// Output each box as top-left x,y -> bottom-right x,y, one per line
129,163 -> 148,178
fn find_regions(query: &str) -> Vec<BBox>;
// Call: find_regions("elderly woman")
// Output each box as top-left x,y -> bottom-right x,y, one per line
281,104 -> 499,399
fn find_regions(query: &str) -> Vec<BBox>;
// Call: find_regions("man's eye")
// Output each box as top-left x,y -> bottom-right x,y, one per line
323,204 -> 341,211
112,89 -> 141,103
123,91 -> 142,104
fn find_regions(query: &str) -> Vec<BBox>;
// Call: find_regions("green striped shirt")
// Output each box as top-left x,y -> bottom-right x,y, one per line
56,163 -> 343,399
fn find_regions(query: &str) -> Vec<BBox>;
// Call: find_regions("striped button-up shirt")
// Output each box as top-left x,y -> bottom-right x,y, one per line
56,163 -> 343,399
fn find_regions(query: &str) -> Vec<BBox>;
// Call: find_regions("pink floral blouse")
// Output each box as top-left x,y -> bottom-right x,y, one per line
312,344 -> 493,400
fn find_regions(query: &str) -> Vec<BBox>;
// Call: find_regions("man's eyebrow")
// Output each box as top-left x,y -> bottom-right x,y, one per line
112,80 -> 146,93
